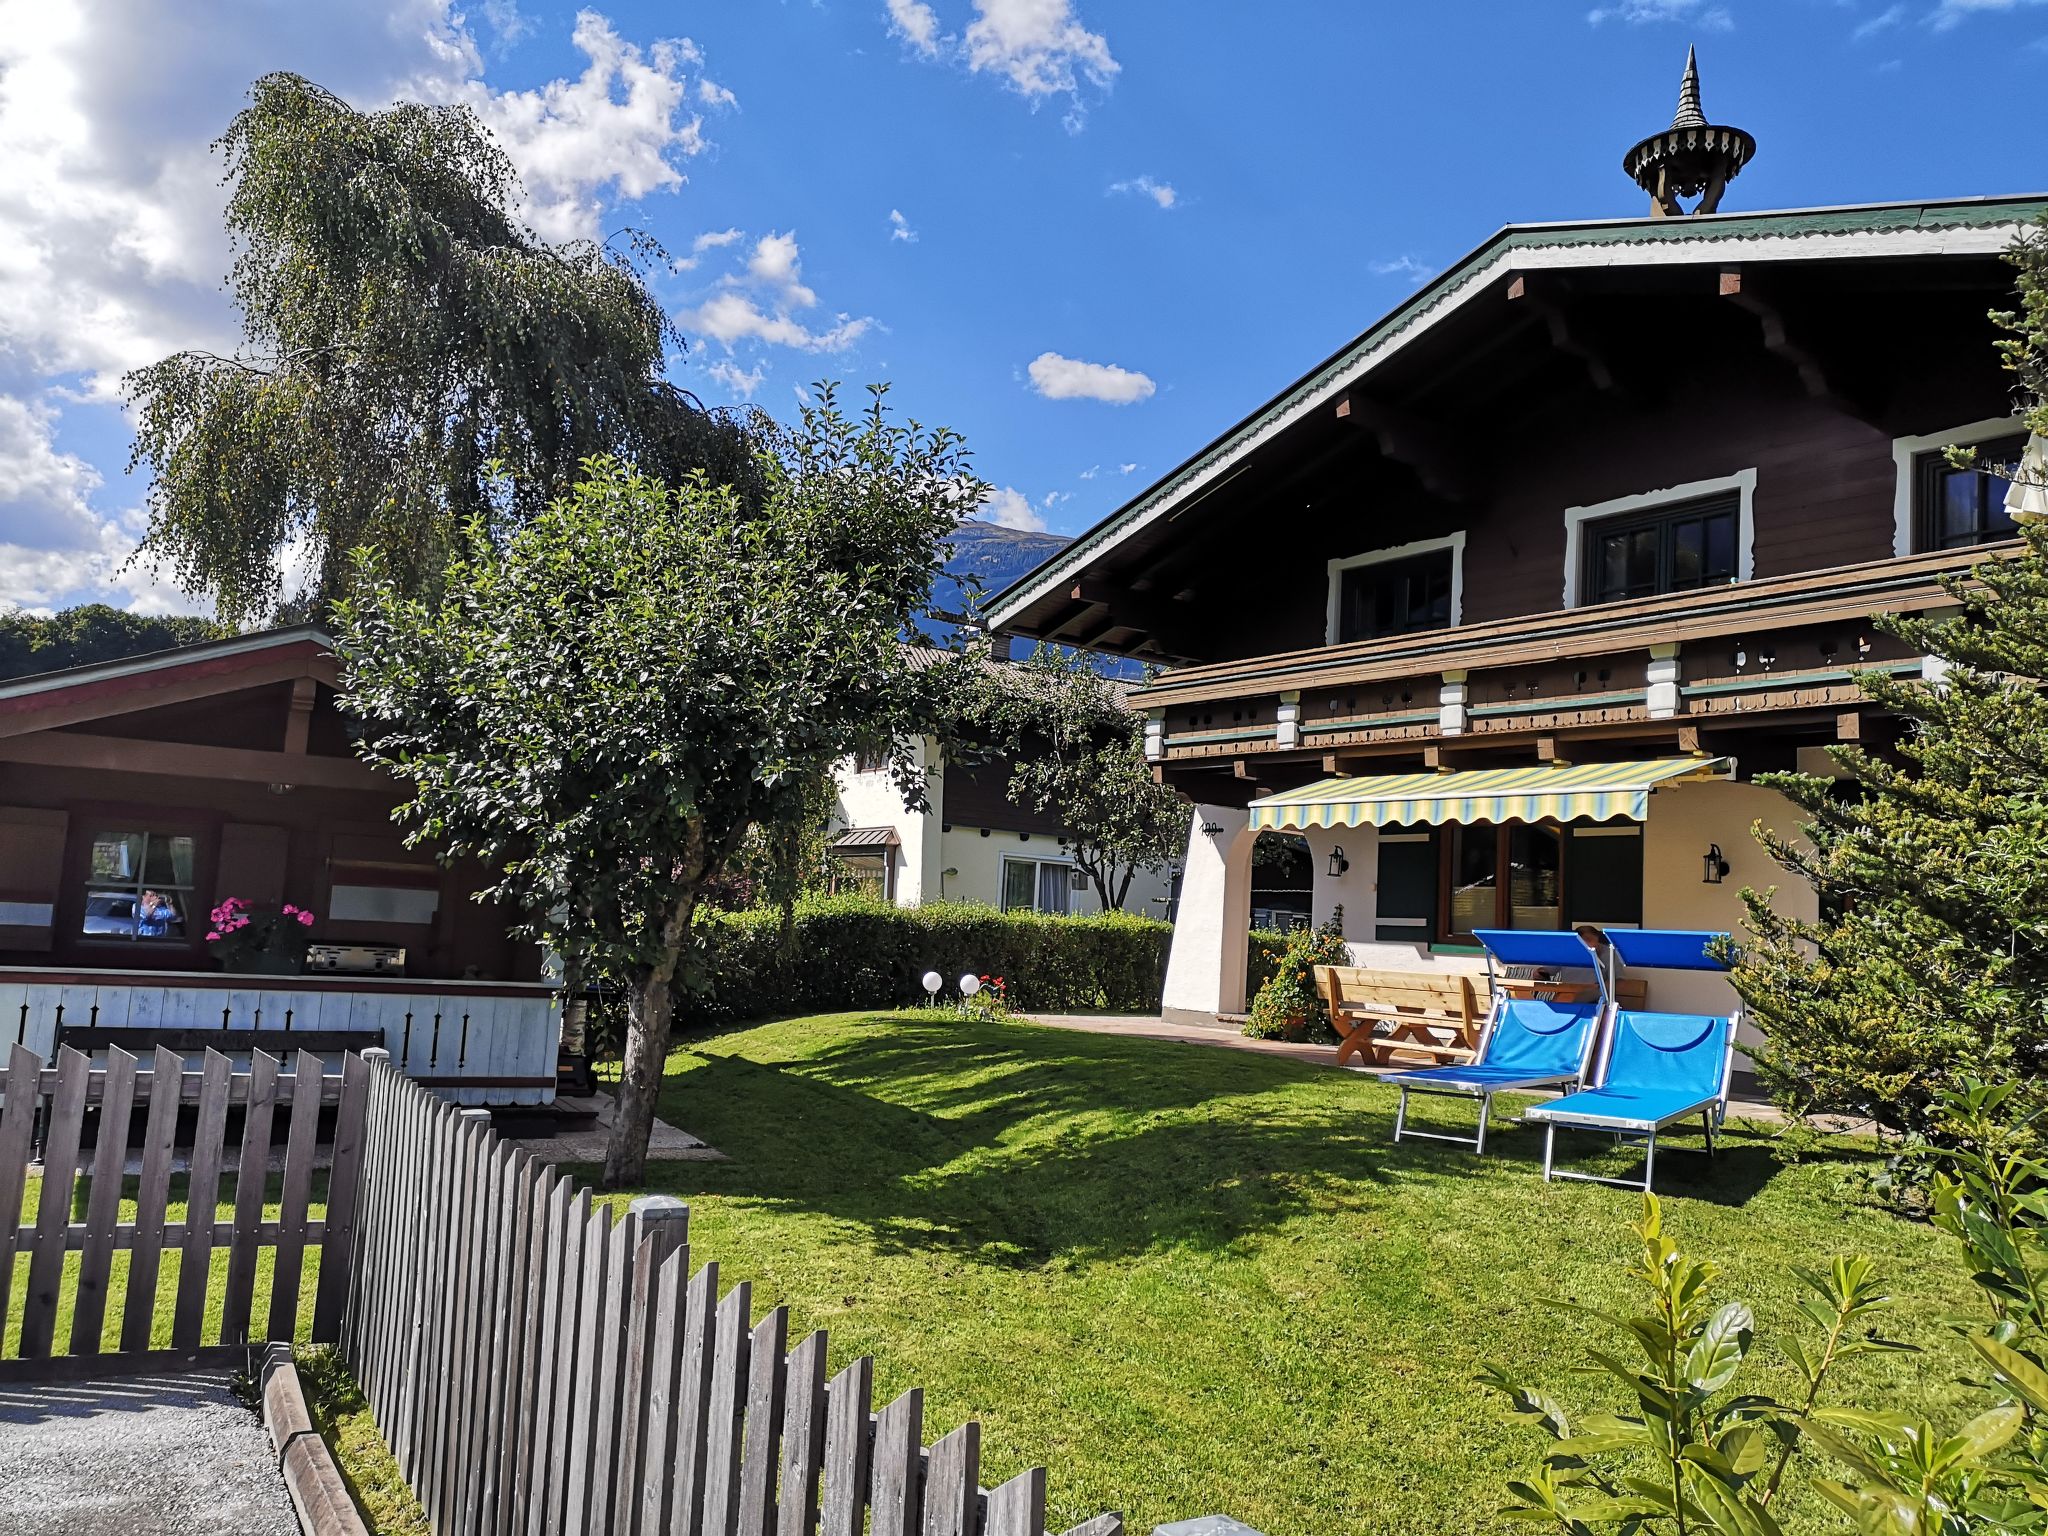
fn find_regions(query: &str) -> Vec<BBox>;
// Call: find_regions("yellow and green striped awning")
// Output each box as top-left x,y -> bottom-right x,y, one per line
1246,756 -> 1732,832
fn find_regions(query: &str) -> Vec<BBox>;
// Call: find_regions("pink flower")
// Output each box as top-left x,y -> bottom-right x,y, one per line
295,910 -> 315,927
204,931 -> 220,942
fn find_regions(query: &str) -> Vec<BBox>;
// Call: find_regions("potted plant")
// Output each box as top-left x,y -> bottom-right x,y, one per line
1244,909 -> 1350,1042
206,896 -> 318,974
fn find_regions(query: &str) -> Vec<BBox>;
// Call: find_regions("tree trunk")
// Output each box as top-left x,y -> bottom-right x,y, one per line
604,889 -> 699,1188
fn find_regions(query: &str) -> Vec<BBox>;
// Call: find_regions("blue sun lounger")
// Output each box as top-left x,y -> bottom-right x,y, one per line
1386,928 -> 1608,1155
1524,928 -> 1740,1191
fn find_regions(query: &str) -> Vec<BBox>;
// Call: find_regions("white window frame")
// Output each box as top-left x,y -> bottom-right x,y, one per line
1890,415 -> 2029,558
1000,854 -> 1078,914
1561,469 -> 1757,609
1324,531 -> 1466,647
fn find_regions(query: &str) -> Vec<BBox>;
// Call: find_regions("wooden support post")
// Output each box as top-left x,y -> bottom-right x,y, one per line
1678,725 -> 1705,756
1835,708 -> 1863,743
1232,758 -> 1258,782
284,676 -> 316,756
1536,735 -> 1570,766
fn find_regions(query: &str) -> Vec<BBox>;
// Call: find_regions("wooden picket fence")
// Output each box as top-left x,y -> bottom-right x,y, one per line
341,1050 -> 1123,1536
0,1039 -> 365,1364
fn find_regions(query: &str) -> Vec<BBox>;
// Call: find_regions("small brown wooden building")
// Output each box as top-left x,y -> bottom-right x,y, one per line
0,627 -> 557,1103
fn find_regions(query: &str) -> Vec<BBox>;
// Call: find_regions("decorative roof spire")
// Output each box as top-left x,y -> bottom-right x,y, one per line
1671,45 -> 1707,129
1623,47 -> 1755,217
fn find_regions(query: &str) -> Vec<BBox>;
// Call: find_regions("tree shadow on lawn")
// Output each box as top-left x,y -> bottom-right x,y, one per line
640,1019 -> 1813,1267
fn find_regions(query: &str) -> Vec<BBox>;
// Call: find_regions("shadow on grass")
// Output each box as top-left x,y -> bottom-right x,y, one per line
633,1017 -> 1835,1266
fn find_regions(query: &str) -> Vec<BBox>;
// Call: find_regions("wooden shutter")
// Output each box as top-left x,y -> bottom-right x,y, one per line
0,806 -> 68,951
215,823 -> 290,909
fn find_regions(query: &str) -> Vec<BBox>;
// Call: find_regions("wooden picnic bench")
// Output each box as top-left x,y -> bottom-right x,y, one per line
1314,966 -> 1651,1068
1315,966 -> 1481,1068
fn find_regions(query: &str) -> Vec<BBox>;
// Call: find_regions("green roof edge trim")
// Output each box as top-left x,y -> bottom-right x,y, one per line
985,193 -> 2048,631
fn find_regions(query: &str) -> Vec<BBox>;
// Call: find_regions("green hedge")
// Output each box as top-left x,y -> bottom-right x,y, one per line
1247,929 -> 1287,1001
686,896 -> 1173,1021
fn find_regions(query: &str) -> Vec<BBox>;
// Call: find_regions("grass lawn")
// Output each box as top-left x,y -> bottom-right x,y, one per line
581,1010 -> 1981,1536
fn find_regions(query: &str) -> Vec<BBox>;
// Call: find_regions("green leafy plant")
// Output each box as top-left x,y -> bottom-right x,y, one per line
1481,1194 -> 1909,1535
1243,909 -> 1347,1042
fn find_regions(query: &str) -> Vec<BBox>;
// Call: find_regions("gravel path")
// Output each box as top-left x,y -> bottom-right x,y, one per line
0,1368 -> 300,1535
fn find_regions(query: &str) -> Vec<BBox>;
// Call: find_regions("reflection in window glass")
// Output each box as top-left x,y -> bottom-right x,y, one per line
82,830 -> 195,941
1449,826 -> 1497,938
1508,825 -> 1562,929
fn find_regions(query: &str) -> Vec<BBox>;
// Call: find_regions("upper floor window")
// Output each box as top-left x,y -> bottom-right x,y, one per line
1914,434 -> 2024,552
1580,492 -> 1739,606
1328,534 -> 1464,646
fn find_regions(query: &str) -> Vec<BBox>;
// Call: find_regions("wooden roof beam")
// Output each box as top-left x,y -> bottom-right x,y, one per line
1505,273 -> 1618,396
1719,266 -> 1882,421
1333,393 -> 1475,503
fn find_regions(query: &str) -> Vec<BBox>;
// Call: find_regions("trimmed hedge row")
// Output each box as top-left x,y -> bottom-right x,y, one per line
687,895 -> 1174,1021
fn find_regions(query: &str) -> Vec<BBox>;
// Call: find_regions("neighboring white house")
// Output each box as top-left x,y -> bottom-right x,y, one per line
828,655 -> 1177,917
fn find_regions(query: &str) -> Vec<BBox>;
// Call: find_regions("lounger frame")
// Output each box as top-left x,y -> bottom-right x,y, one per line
1389,930 -> 1608,1156
1534,1005 -> 1743,1191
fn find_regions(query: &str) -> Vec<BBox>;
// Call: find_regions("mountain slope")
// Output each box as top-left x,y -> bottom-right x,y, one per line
925,520 -> 1069,641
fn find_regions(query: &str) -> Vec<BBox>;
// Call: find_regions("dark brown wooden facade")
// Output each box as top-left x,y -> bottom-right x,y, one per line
0,630 -> 537,981
988,197 -> 2045,809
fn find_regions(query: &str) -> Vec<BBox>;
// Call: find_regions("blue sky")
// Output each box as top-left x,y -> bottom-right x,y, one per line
0,0 -> 2043,611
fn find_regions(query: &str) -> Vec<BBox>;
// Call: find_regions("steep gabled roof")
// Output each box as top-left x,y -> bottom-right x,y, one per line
985,193 -> 2047,633
0,625 -> 338,739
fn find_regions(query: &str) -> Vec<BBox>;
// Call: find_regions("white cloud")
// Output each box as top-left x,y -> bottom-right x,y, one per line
481,0 -> 532,48
886,0 -> 944,53
1852,3 -> 1906,37
688,291 -> 872,353
1370,255 -> 1435,284
1078,464 -> 1099,480
745,231 -> 817,307
1026,351 -> 1155,405
888,208 -> 918,242
1040,489 -> 1069,509
697,76 -> 737,109
1586,0 -> 1735,27
884,0 -> 1116,116
1117,462 -> 1138,475
673,225 -> 744,270
1109,175 -> 1176,210
979,486 -> 1046,532
1929,0 -> 2047,27
706,359 -> 766,399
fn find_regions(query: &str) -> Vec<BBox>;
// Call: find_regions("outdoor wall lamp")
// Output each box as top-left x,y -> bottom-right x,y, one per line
1326,845 -> 1351,878
1702,844 -> 1730,884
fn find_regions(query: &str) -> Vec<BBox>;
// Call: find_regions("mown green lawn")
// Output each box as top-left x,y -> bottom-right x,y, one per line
590,1011 -> 1979,1536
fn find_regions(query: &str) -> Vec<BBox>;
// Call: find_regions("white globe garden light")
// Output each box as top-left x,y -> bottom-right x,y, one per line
921,971 -> 943,1002
958,974 -> 982,998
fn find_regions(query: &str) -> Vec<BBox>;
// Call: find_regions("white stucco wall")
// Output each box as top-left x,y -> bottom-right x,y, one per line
832,739 -> 1175,917
1162,805 -> 1255,1019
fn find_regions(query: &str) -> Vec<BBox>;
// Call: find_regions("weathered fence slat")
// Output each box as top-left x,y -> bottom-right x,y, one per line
737,1305 -> 790,1536
1056,1517 -> 1124,1536
634,1242 -> 690,1536
541,1186 -> 590,1536
220,1049 -> 281,1347
870,1388 -> 928,1536
611,1223 -> 660,1536
491,1151 -> 542,1536
774,1329 -> 830,1536
69,1045 -> 136,1354
170,1048 -> 233,1350
524,1176 -> 573,1536
669,1258 -> 721,1536
20,1045 -> 89,1357
119,1044 -> 184,1352
559,1199 -> 610,1531
921,1423 -> 980,1536
818,1355 -> 875,1536
266,1047 -> 325,1344
586,1208 -> 639,1536
984,1469 -> 1048,1536
313,1050 -> 371,1343
702,1279 -> 755,1536
0,1043 -> 35,1343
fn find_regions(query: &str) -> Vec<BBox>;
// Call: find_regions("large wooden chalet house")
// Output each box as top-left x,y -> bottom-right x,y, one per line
988,54 -> 2045,1025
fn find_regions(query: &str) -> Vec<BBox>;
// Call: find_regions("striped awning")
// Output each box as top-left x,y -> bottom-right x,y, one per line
1246,756 -> 1732,832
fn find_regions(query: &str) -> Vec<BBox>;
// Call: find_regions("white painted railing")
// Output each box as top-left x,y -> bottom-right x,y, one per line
0,968 -> 560,1105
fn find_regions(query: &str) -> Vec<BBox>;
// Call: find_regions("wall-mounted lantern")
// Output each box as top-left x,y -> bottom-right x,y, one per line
1702,843 -> 1730,884
1326,845 -> 1351,878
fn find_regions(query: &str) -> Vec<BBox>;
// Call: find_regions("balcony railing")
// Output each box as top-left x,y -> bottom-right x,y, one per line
1137,544 -> 2002,766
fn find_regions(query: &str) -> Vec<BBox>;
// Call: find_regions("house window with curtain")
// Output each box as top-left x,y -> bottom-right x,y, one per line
81,829 -> 197,941
1581,492 -> 1739,605
1417,822 -> 1642,945
1337,547 -> 1455,643
1001,856 -> 1074,915
1914,435 -> 2025,551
